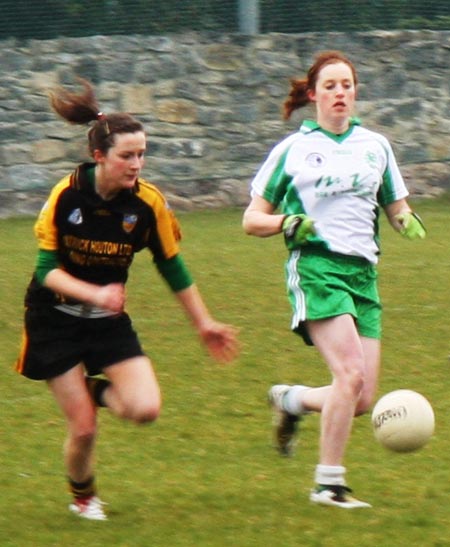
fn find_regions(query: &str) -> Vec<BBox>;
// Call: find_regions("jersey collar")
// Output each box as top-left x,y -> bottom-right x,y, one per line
71,162 -> 139,201
300,117 -> 361,143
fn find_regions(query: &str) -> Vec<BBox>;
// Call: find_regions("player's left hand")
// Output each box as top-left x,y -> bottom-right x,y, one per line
395,212 -> 426,240
199,320 -> 239,363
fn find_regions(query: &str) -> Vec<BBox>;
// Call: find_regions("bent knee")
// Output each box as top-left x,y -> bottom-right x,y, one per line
121,398 -> 161,424
354,393 -> 375,416
354,403 -> 369,417
134,402 -> 161,424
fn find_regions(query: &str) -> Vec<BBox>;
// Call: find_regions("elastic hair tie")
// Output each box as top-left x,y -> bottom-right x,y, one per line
97,112 -> 110,135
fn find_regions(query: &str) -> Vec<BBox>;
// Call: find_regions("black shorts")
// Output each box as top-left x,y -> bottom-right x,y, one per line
16,306 -> 145,380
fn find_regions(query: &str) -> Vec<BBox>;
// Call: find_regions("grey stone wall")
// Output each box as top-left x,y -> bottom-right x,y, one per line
0,30 -> 449,218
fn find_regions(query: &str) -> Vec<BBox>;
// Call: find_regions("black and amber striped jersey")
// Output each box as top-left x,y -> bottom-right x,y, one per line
27,162 -> 185,307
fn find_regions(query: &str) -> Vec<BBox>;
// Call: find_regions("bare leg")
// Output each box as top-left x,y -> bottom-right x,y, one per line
102,355 -> 161,424
306,315 -> 380,465
48,365 -> 97,483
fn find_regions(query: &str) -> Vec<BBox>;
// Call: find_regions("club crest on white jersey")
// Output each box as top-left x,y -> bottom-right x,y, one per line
306,153 -> 326,168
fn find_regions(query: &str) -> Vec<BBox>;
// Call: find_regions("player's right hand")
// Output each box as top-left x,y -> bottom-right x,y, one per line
282,214 -> 315,246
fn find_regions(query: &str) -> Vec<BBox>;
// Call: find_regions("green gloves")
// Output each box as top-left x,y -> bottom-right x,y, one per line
395,212 -> 426,240
281,211 -> 426,248
282,214 -> 315,246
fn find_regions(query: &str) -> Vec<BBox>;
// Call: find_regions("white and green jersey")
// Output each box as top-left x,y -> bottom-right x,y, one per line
250,118 -> 408,264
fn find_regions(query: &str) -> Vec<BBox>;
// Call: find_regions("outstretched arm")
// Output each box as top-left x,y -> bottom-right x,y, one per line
174,284 -> 239,363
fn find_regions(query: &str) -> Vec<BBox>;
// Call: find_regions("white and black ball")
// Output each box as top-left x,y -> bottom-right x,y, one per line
371,389 -> 434,452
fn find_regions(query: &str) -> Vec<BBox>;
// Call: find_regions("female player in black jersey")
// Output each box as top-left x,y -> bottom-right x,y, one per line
16,79 -> 238,520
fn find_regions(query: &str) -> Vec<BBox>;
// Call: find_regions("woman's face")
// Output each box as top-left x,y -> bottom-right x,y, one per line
308,61 -> 356,130
95,131 -> 146,194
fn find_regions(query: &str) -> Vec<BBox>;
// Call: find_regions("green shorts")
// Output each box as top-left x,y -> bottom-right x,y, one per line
285,248 -> 382,346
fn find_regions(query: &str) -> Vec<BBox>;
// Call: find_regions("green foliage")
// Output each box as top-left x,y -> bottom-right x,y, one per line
399,15 -> 450,29
0,0 -> 449,39
0,197 -> 449,546
260,0 -> 450,32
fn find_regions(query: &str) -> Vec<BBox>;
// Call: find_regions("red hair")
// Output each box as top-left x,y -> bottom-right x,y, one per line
283,50 -> 358,120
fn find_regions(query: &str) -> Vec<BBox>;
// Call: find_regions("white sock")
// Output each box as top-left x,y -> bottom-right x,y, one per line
283,385 -> 309,416
315,464 -> 346,486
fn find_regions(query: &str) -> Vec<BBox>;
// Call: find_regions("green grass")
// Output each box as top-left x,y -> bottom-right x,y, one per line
0,195 -> 449,546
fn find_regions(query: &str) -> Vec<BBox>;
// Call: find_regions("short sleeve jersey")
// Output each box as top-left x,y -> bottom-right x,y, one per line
29,163 -> 181,305
250,119 -> 409,263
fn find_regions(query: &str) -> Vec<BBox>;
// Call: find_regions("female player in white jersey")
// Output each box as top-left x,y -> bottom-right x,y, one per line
243,50 -> 426,508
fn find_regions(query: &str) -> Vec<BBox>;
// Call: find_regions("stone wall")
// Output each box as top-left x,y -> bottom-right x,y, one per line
0,30 -> 449,218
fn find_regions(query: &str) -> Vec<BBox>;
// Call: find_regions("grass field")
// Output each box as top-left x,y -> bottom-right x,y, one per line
0,195 -> 449,546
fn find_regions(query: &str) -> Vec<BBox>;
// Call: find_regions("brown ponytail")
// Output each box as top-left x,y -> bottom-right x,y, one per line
49,78 -> 99,125
49,78 -> 144,157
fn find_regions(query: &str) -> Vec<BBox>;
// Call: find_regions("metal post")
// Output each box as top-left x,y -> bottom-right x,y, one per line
238,0 -> 260,35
